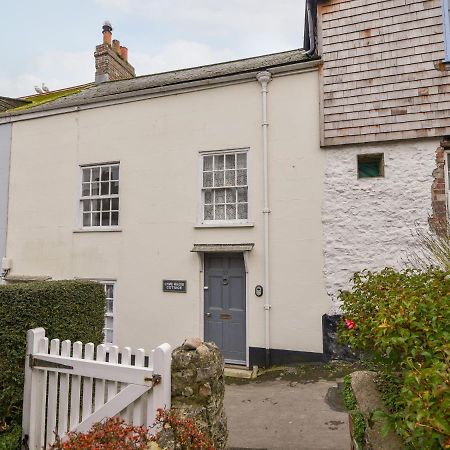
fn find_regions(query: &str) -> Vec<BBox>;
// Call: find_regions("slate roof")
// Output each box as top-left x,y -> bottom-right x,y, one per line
1,49 -> 315,118
0,96 -> 30,112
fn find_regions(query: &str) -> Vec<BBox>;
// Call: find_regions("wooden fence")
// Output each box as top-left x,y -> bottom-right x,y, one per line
22,328 -> 171,449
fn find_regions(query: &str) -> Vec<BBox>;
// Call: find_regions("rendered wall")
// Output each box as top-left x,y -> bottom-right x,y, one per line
0,124 -> 11,261
322,139 -> 439,311
6,69 -> 328,357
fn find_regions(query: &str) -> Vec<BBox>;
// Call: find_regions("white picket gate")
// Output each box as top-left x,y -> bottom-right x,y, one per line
22,328 -> 171,449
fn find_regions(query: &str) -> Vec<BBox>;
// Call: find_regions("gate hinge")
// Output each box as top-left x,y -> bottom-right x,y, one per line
144,374 -> 162,385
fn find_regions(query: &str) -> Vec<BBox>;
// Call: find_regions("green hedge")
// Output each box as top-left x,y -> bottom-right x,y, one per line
339,268 -> 450,449
0,280 -> 105,435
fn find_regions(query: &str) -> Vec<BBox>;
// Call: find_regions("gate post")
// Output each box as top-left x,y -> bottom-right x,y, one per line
22,328 -> 46,450
151,343 -> 172,423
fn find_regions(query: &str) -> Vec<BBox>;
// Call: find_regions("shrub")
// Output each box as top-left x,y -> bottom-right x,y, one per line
49,417 -> 149,450
0,425 -> 21,450
49,413 -> 214,450
339,268 -> 450,449
150,408 -> 214,450
0,280 -> 105,433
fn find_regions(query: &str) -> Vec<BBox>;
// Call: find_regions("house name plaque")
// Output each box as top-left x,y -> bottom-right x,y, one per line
163,280 -> 187,293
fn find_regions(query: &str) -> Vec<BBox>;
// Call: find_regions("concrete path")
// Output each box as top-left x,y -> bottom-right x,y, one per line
225,378 -> 351,450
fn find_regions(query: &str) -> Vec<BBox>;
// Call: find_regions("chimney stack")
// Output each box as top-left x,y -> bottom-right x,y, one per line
94,22 -> 135,84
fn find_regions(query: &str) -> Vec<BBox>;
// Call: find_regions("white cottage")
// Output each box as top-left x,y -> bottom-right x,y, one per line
0,24 -> 327,367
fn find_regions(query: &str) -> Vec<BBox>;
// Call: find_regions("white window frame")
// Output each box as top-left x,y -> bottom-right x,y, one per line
199,148 -> 250,226
97,280 -> 116,345
442,0 -> 450,61
79,162 -> 120,230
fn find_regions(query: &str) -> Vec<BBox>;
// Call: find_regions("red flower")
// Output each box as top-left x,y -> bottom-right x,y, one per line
345,319 -> 356,329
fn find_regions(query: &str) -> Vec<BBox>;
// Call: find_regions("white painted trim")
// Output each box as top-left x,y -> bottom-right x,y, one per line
78,163 -> 120,230
0,60 -> 321,125
73,228 -> 122,233
198,148 -> 251,225
194,223 -> 254,228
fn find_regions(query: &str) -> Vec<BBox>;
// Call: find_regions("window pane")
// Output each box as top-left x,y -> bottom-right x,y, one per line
226,188 -> 236,203
215,204 -> 225,220
111,181 -> 119,195
105,284 -> 114,298
82,183 -> 90,197
102,198 -> 111,211
101,166 -> 110,181
107,299 -> 113,313
237,187 -> 248,203
92,200 -> 101,211
92,167 -> 100,182
214,155 -> 224,170
91,182 -> 100,196
225,154 -> 235,169
92,212 -> 101,226
83,213 -> 91,227
225,170 -> 235,186
204,204 -> 214,220
101,182 -> 109,196
226,204 -> 236,220
204,190 -> 213,204
111,165 -> 119,181
111,198 -> 119,210
82,200 -> 91,212
238,203 -> 248,220
101,212 -> 110,226
203,155 -> 213,171
214,171 -> 224,187
82,169 -> 90,183
203,172 -> 213,188
237,153 -> 247,169
237,170 -> 247,186
215,189 -> 225,204
111,212 -> 119,226
105,329 -> 113,344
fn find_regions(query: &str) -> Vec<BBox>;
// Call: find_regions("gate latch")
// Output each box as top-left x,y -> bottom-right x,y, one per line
145,374 -> 162,385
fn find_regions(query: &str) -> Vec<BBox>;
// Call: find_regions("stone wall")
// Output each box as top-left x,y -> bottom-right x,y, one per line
170,338 -> 228,449
430,138 -> 449,233
322,138 -> 438,311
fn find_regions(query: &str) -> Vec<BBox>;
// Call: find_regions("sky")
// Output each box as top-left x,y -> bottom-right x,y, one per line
1,0 -> 306,98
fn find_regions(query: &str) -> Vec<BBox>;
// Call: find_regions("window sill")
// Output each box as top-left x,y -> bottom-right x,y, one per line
73,228 -> 122,233
194,222 -> 254,228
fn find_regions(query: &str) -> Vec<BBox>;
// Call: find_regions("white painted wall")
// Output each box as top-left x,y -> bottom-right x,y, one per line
322,139 -> 438,312
6,69 -> 329,357
0,124 -> 11,262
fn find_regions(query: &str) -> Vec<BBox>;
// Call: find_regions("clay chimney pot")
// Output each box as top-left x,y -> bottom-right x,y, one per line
102,21 -> 113,45
120,46 -> 128,61
113,39 -> 121,54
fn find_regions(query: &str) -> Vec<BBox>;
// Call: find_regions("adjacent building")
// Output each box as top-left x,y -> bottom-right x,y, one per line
305,0 -> 450,309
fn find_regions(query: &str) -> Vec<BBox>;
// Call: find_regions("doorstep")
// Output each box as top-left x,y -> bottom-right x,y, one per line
224,365 -> 258,379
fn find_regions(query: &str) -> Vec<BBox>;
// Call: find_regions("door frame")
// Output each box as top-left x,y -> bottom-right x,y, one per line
198,251 -> 249,366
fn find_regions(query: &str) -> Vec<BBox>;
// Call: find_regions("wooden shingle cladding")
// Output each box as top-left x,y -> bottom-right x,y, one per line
318,0 -> 450,146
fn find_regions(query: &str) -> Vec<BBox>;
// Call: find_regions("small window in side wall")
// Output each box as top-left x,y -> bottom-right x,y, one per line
357,153 -> 384,178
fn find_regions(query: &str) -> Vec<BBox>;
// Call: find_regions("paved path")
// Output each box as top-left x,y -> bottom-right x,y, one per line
225,379 -> 351,450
